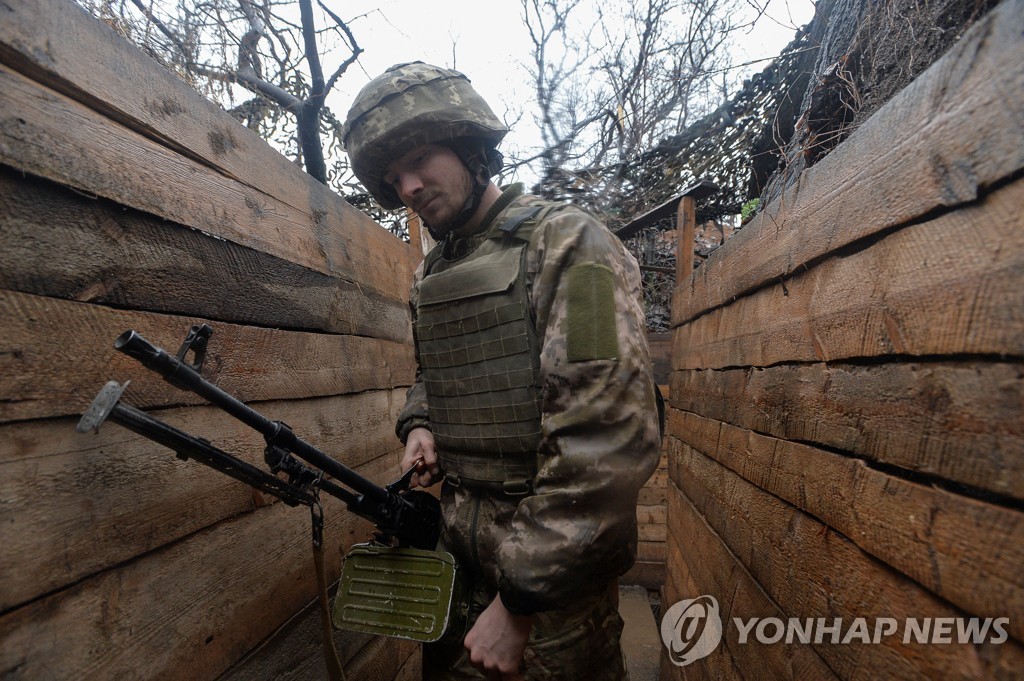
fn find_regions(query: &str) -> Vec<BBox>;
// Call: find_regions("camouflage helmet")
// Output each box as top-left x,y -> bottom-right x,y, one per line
343,62 -> 508,209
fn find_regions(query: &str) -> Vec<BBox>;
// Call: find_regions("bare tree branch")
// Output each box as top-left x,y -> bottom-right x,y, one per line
92,0 -> 364,189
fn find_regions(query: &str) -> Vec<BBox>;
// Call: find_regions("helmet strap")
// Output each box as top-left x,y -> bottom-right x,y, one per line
423,140 -> 493,240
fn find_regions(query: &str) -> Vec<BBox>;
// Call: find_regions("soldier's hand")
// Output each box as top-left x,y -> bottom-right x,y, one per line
401,427 -> 440,488
464,596 -> 532,680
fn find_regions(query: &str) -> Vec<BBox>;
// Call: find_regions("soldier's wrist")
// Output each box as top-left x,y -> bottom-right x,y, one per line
498,585 -> 537,617
396,418 -> 430,445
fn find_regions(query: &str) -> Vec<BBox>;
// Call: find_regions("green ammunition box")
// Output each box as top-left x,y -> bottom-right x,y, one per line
333,543 -> 468,643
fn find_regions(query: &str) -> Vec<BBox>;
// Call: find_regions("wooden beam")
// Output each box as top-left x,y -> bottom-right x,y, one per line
670,361 -> 1024,499
671,444 -> 1024,677
666,483 -> 838,680
669,409 -> 1024,642
614,180 -> 718,240
676,196 -> 696,282
0,0 -> 419,299
661,513 -> 745,681
672,178 -> 1024,370
0,289 -> 416,422
0,473 -> 388,681
672,0 -> 1024,326
0,394 -> 405,611
0,62 -> 418,303
0,168 -> 413,343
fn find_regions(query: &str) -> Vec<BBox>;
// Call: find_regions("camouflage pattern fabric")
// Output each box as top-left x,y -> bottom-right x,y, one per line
397,184 -> 660,674
399,185 -> 661,610
425,575 -> 627,680
342,61 -> 507,209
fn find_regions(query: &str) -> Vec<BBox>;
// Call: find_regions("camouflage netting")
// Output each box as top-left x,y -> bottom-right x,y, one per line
612,19 -> 827,331
620,27 -> 825,226
617,0 -> 997,330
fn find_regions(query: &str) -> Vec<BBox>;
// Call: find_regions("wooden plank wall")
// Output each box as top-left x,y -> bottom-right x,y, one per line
662,0 -> 1024,678
0,0 -> 422,678
621,332 -> 672,590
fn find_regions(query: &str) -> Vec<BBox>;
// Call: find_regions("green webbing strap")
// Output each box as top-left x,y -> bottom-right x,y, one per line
497,206 -> 543,236
312,496 -> 345,681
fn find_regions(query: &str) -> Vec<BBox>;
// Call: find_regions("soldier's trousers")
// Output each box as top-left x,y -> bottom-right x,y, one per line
423,578 -> 627,680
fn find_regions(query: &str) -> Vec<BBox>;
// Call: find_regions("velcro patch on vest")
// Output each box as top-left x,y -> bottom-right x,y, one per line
566,263 -> 619,362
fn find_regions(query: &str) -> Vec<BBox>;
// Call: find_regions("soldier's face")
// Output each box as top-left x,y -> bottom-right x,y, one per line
384,144 -> 472,233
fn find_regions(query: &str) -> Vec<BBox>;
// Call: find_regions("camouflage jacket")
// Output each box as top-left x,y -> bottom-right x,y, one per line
397,185 -> 661,614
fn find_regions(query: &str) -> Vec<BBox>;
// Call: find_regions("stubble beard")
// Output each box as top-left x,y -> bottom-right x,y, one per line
420,169 -> 474,238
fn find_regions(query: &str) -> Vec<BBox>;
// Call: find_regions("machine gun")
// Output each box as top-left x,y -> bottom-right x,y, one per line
77,324 -> 466,650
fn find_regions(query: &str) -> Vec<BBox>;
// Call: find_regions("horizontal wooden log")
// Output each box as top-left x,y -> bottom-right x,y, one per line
635,540 -> 667,564
0,167 -> 411,343
672,0 -> 1024,326
669,408 -> 1024,642
660,522 -> 730,681
674,178 -> 1024,369
394,646 -> 422,681
637,468 -> 668,506
0,289 -> 416,422
671,443 -> 1024,678
638,521 -> 667,543
0,459 -> 390,681
222,612 -> 416,681
0,61 -> 417,305
0,0 -> 414,300
670,361 -> 1024,499
0,390 -> 406,612
637,503 -> 667,528
666,482 -> 837,679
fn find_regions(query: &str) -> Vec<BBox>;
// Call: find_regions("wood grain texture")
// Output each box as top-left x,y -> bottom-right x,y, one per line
0,391 -> 406,611
673,178 -> 1024,369
220,602 -> 417,681
0,0 -> 407,287
0,61 -> 417,304
0,168 -> 412,343
0,3 -> 419,678
672,0 -> 1024,326
660,521 -> 730,681
670,361 -> 1024,498
0,455 -> 392,681
671,443 -> 1024,679
669,408 -> 1024,642
0,289 -> 416,422
666,482 -> 838,680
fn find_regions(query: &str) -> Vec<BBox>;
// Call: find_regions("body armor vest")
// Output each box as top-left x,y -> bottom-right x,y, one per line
415,205 -> 550,493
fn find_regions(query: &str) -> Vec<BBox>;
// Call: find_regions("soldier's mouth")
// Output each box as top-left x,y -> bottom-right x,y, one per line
415,195 -> 438,213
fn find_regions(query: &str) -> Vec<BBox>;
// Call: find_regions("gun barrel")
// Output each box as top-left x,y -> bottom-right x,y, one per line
114,330 -> 389,506
111,400 -> 317,508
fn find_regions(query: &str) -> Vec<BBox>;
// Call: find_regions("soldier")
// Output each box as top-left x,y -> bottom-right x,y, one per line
343,62 -> 662,681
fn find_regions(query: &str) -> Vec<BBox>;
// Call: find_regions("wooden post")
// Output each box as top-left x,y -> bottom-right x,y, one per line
676,196 -> 697,283
674,180 -> 718,283
406,210 -> 435,256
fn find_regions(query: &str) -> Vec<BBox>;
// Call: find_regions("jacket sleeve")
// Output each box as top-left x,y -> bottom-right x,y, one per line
495,206 -> 662,614
395,261 -> 431,444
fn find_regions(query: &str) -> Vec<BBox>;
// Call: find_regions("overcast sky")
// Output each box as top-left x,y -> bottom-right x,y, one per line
323,0 -> 817,182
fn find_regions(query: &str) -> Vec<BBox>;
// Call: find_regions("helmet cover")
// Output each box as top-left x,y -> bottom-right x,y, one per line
343,62 -> 508,209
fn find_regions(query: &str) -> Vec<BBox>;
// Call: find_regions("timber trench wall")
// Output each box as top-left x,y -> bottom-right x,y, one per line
662,0 -> 1024,678
0,0 -> 424,678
